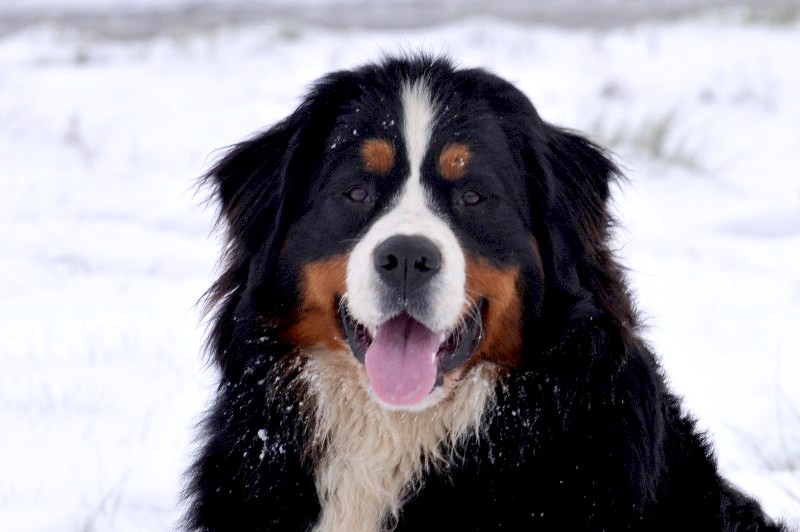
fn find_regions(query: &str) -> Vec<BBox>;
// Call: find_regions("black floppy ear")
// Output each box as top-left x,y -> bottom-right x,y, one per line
210,115 -> 302,258
543,126 -> 617,248
534,125 -> 634,332
200,115 -> 305,366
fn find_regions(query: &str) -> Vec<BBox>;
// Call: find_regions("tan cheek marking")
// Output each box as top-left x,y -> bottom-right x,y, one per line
438,142 -> 472,181
361,138 -> 395,175
284,255 -> 349,351
464,257 -> 523,368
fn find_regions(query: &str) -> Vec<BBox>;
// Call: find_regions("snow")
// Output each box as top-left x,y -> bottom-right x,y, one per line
1,9 -> 799,531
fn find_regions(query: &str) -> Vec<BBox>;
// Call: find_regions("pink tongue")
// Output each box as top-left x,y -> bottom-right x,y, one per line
364,313 -> 441,407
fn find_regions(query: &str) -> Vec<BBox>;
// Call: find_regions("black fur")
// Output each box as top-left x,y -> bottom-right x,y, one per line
184,55 -> 784,531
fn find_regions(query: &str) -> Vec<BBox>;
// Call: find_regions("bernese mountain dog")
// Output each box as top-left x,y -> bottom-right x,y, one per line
184,55 -> 784,531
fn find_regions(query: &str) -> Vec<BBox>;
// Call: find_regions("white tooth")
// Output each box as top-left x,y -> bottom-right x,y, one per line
439,333 -> 446,343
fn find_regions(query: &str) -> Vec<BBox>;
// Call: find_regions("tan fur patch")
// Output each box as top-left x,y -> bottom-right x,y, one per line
284,256 -> 349,351
304,350 -> 498,532
465,257 -> 524,368
361,138 -> 395,175
438,142 -> 471,180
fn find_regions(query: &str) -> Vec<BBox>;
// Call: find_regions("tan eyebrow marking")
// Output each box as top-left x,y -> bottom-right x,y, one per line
438,142 -> 472,180
360,138 -> 395,175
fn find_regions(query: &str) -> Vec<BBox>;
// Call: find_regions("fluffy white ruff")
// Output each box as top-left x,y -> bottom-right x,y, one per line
303,350 -> 498,532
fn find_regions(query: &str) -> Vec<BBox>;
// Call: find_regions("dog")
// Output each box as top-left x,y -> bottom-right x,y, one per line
184,55 -> 784,531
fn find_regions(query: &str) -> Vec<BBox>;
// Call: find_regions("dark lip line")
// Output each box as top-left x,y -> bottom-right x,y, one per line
338,299 -> 485,383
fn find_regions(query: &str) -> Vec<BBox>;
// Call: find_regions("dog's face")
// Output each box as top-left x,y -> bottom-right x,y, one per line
283,79 -> 539,408
208,57 -> 617,410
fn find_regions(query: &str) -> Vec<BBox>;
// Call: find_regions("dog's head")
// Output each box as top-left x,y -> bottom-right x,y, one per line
204,56 -> 628,409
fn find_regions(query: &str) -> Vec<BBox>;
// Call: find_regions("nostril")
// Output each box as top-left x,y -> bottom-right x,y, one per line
414,252 -> 441,273
381,254 -> 399,271
414,257 -> 431,272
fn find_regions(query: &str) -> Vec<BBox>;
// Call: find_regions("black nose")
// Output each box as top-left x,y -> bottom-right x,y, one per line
374,235 -> 442,299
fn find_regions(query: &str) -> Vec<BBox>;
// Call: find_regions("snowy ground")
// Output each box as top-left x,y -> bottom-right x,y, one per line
1,8 -> 799,531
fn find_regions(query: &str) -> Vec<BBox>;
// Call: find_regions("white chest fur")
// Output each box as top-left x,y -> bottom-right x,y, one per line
302,351 -> 497,532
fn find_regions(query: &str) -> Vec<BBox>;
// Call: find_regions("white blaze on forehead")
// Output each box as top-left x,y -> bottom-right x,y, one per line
345,78 -> 466,334
401,80 -> 436,183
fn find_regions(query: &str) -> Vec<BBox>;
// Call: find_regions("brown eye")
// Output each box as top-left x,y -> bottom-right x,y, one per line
458,190 -> 483,206
347,187 -> 370,203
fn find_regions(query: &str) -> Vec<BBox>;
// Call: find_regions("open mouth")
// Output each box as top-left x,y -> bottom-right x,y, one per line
339,301 -> 484,407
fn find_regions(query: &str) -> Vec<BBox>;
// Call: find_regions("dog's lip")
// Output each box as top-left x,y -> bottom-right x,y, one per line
338,300 -> 484,381
339,304 -> 373,363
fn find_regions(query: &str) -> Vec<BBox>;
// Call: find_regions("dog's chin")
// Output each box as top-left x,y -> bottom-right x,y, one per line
339,300 -> 484,410
368,380 -> 454,412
